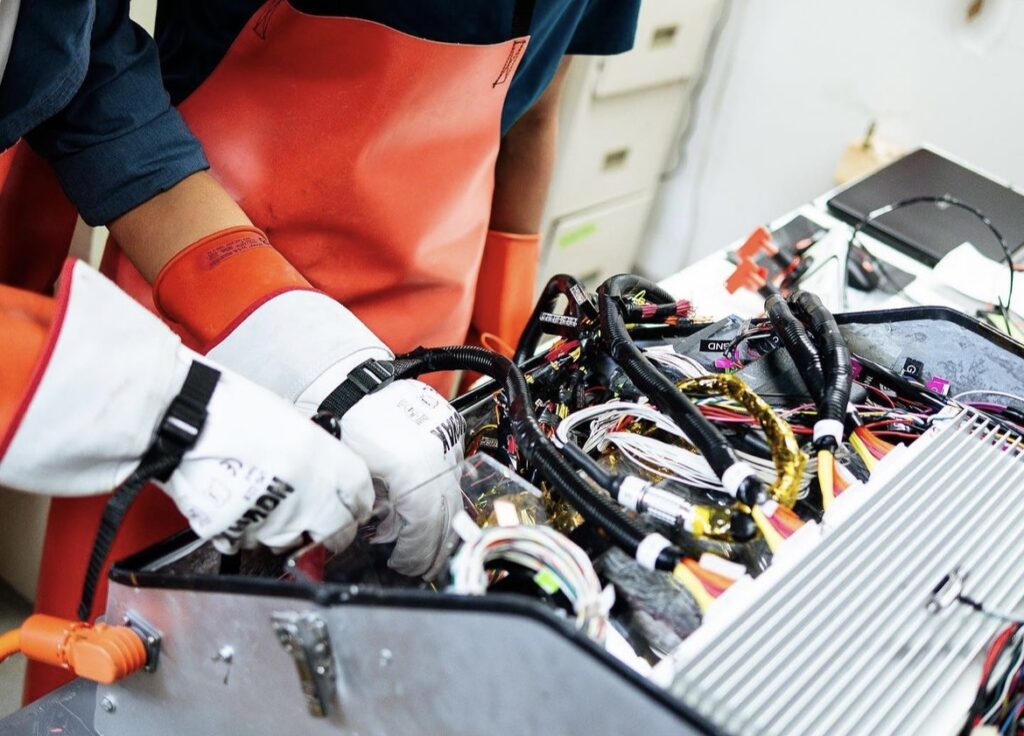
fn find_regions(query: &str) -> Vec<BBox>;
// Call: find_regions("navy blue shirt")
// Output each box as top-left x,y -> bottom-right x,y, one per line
0,1 -> 208,225
0,1 -> 638,225
157,1 -> 641,134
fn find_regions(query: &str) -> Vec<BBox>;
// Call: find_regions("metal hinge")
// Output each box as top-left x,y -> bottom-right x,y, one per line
270,611 -> 336,718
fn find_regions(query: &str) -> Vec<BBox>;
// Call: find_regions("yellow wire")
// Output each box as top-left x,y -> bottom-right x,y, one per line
850,434 -> 877,471
818,449 -> 835,510
751,505 -> 785,553
673,563 -> 716,613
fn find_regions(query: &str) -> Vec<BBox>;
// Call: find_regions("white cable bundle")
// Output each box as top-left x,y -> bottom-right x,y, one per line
555,401 -> 814,498
449,516 -> 611,641
643,345 -> 708,379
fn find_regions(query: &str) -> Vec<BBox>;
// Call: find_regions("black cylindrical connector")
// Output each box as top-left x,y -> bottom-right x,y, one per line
730,512 -> 758,542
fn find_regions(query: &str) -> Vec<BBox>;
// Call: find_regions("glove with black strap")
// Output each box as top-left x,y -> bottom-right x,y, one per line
0,260 -> 375,555
153,227 -> 465,578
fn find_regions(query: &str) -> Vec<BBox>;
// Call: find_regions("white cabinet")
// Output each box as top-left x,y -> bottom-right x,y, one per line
541,191 -> 655,287
538,0 -> 725,292
594,0 -> 723,97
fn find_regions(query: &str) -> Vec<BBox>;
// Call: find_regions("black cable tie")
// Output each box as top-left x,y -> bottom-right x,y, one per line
77,361 -> 220,620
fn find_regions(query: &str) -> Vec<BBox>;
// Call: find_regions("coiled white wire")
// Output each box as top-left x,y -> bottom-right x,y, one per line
449,523 -> 610,641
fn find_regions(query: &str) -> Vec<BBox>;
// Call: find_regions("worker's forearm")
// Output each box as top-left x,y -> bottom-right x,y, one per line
107,171 -> 253,282
489,111 -> 560,234
489,59 -> 571,234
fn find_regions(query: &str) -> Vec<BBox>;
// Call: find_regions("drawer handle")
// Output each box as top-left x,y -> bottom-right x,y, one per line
651,24 -> 679,48
603,148 -> 630,171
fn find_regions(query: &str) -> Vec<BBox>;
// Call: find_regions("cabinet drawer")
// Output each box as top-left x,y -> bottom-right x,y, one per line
594,0 -> 723,98
541,190 -> 655,289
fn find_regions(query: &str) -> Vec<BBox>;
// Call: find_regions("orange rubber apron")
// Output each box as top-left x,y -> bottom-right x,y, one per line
0,141 -> 79,293
27,0 -> 529,701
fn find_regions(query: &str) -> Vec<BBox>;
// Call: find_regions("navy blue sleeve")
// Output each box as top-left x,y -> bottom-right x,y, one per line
24,0 -> 208,225
566,0 -> 641,56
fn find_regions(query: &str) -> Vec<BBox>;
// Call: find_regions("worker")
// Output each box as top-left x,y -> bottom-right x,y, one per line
1,0 -> 640,700
0,258 -> 391,561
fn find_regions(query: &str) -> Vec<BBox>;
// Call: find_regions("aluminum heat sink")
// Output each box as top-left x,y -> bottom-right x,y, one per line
667,409 -> 1024,735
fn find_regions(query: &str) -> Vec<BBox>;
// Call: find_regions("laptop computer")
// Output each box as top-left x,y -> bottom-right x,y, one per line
827,148 -> 1024,267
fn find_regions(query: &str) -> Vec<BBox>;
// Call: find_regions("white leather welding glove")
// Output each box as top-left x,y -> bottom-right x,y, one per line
0,260 -> 374,553
154,226 -> 466,577
340,380 -> 466,579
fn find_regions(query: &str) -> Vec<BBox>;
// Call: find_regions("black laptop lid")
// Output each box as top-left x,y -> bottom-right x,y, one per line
827,148 -> 1024,266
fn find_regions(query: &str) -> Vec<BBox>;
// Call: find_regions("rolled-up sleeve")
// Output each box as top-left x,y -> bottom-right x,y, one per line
24,0 -> 208,225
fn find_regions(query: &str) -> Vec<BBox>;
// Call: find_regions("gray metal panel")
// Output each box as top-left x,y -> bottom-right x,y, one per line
670,410 -> 1024,735
0,680 -> 97,736
94,583 -> 704,736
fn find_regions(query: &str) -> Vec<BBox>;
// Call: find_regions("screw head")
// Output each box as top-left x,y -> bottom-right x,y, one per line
100,696 -> 116,713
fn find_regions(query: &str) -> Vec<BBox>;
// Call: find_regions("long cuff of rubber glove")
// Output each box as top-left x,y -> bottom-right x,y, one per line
0,285 -> 58,458
155,226 -> 391,406
153,226 -> 313,351
470,230 -> 541,357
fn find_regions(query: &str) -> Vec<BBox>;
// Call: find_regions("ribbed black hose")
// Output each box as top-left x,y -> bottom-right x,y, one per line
393,345 -> 684,571
513,274 -> 592,366
765,294 -> 826,398
598,275 -> 765,506
789,291 -> 853,448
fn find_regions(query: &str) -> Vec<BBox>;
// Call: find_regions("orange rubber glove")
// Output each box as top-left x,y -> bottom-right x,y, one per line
470,229 -> 541,358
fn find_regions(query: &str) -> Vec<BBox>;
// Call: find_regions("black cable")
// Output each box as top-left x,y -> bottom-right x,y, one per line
846,194 -> 1015,333
597,274 -> 765,506
393,345 -> 685,571
513,274 -> 594,365
789,291 -> 854,451
765,294 -> 826,399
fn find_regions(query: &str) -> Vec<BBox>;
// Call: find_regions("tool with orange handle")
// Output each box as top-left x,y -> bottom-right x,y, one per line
0,614 -> 149,684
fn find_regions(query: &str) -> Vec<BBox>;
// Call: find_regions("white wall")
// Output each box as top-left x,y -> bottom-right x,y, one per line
640,0 -> 1024,277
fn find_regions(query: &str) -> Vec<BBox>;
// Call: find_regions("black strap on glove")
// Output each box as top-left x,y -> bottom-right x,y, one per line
317,357 -> 396,420
77,361 -> 220,621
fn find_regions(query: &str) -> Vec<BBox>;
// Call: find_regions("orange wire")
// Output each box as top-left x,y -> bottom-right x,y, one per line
833,464 -> 849,494
682,559 -> 734,596
0,629 -> 21,663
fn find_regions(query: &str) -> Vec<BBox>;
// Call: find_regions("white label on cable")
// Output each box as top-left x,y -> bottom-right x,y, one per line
813,419 -> 845,445
635,533 -> 672,571
617,476 -> 648,511
721,462 -> 756,496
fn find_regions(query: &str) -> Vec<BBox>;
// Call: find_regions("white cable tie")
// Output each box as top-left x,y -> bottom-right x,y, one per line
635,533 -> 672,571
721,461 -> 757,497
452,510 -> 482,544
813,419 -> 845,445
617,476 -> 648,512
760,499 -> 779,516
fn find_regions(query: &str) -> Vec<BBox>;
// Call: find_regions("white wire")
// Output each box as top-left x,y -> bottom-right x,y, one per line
953,389 -> 1024,407
556,401 -> 813,497
449,525 -> 609,641
643,346 -> 708,379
